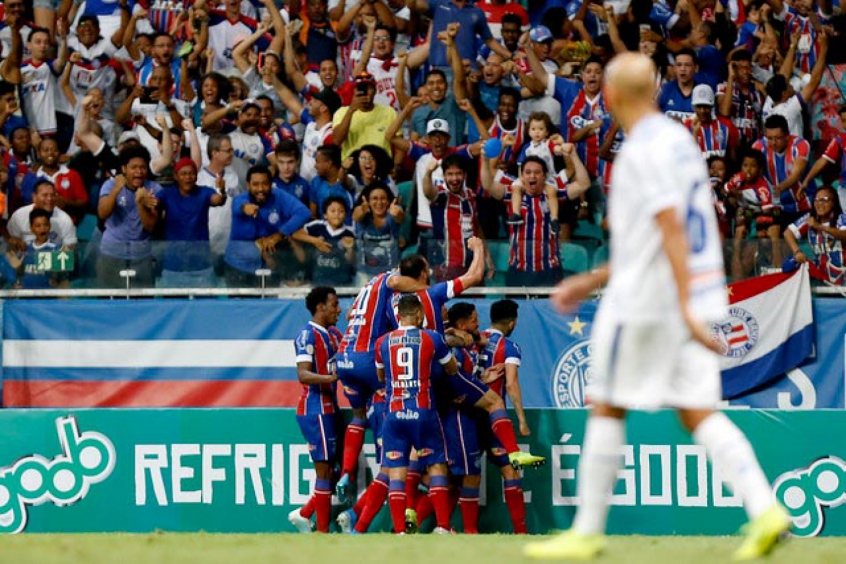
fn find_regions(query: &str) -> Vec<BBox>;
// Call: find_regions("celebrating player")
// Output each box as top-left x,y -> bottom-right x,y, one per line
524,53 -> 790,561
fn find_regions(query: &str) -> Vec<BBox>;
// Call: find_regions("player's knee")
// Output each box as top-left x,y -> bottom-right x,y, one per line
479,390 -> 505,412
677,408 -> 713,432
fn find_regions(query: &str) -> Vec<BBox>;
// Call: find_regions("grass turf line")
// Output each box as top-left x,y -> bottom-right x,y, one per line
0,533 -> 842,564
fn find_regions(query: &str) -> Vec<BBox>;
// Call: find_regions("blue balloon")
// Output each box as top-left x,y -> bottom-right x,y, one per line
483,138 -> 502,159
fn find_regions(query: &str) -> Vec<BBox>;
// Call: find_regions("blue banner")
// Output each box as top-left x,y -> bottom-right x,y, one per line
1,298 -> 843,409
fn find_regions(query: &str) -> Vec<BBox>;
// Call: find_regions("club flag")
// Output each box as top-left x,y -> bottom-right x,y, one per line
716,264 -> 814,399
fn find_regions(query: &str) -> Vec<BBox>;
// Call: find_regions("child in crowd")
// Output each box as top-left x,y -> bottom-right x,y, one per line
297,196 -> 356,285
6,208 -> 68,289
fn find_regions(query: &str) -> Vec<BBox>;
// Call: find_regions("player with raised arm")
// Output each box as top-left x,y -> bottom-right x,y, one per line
334,268 -> 427,500
376,295 -> 458,534
288,287 -> 343,534
524,53 -> 790,561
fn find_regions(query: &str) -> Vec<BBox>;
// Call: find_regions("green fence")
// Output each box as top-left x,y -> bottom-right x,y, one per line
0,409 -> 841,536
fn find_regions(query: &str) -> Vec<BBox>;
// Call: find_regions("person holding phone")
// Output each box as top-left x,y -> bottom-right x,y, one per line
332,72 -> 398,160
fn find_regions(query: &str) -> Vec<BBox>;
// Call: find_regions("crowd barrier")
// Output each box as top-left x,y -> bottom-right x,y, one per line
1,408 -> 843,536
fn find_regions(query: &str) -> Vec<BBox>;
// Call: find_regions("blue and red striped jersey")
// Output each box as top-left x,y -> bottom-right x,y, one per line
294,321 -> 343,416
429,184 -> 477,271
478,329 -> 522,400
716,82 -> 764,146
788,213 -> 846,285
376,327 -> 452,412
780,6 -> 828,75
752,135 -> 812,213
684,116 -> 739,159
340,270 -> 397,353
547,76 -> 608,177
822,133 -> 846,186
390,279 -> 466,333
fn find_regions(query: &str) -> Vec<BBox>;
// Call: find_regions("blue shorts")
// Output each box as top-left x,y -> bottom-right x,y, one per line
336,351 -> 382,409
382,409 -> 447,469
444,372 -> 490,407
443,408 -> 482,476
366,392 -> 387,463
296,413 -> 339,463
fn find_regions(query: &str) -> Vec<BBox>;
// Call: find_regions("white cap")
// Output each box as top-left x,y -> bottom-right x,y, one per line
426,118 -> 450,136
691,84 -> 715,107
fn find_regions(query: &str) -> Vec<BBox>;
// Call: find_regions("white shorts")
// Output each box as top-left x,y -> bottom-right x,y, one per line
588,311 -> 721,410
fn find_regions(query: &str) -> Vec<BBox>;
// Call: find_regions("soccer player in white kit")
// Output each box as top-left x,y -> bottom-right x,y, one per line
524,53 -> 790,561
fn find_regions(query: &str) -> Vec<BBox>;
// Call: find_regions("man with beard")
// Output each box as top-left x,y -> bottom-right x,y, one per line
96,146 -> 163,288
7,180 -> 77,252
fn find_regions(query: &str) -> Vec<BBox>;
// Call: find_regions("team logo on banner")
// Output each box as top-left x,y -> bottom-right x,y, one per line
552,340 -> 593,408
712,306 -> 760,359
0,416 -> 116,534
773,456 -> 846,537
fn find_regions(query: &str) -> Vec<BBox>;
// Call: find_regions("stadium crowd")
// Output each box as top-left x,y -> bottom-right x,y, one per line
0,0 -> 845,288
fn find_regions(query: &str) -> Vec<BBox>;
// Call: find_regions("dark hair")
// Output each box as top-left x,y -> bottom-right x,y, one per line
730,49 -> 753,63
490,299 -> 519,324
119,145 -> 151,168
742,148 -> 766,170
153,32 -> 174,45
399,254 -> 428,279
322,195 -> 348,215
255,95 -> 274,109
348,144 -> 392,182
764,114 -> 789,134
78,15 -> 100,29
397,294 -> 423,318
361,182 -> 395,206
29,206 -> 51,225
33,179 -> 55,196
447,302 -> 476,327
813,185 -> 844,223
375,23 -> 397,43
441,154 -> 466,174
202,72 -> 233,103
766,75 -> 788,103
501,13 -> 523,27
583,55 -> 604,69
27,27 -> 50,43
316,145 -> 342,169
499,87 -> 522,105
426,69 -> 447,83
522,155 -> 549,175
527,111 -> 555,137
0,82 -> 15,97
306,286 -> 336,314
675,48 -> 698,66
275,138 -> 301,161
246,164 -> 272,184
839,103 -> 846,115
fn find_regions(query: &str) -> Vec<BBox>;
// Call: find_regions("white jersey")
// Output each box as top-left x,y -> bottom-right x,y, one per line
414,153 -> 446,228
228,129 -> 269,185
300,118 -> 333,182
762,94 -> 804,138
605,113 -> 727,322
208,18 -> 255,73
197,166 -> 243,256
21,59 -> 59,134
8,205 -> 78,247
364,56 -> 410,112
0,23 -> 32,62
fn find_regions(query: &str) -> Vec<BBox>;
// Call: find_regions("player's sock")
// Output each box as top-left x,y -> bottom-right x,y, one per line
459,487 -> 480,534
415,490 -> 434,524
341,418 -> 367,477
490,409 -> 520,454
314,478 -> 333,533
405,459 -> 423,509
300,496 -> 315,519
693,412 -> 775,519
503,479 -> 527,534
429,475 -> 452,531
355,472 -> 389,533
572,416 -> 625,536
388,479 -> 407,534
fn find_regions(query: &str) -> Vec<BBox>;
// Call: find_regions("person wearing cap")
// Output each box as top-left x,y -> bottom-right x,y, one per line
227,99 -> 273,186
763,31 -> 828,138
273,80 -> 341,183
7,179 -> 78,253
332,71 -> 397,160
97,145 -> 163,288
155,157 -> 227,287
684,84 -> 739,163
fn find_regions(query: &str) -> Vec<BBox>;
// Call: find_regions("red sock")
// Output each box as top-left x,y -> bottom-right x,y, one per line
429,476 -> 451,530
342,418 -> 367,476
300,496 -> 315,519
415,491 -> 434,524
355,473 -> 389,533
388,480 -> 406,533
504,480 -> 527,534
314,479 -> 333,533
459,487 -> 480,534
405,469 -> 422,509
490,410 -> 519,454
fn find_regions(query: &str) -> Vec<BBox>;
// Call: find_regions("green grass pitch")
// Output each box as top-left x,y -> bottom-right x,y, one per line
0,534 -> 844,564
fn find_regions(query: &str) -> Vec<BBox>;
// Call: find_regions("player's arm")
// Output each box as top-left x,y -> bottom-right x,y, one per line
297,361 -> 338,384
655,207 -> 721,352
480,156 -> 506,200
504,364 -> 529,436
550,265 -> 608,313
457,236 -> 485,289
801,153 -> 832,190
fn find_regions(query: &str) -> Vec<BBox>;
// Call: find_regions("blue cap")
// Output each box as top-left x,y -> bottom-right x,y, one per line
529,25 -> 554,43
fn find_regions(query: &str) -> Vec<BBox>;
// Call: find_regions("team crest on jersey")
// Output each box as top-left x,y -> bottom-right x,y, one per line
268,211 -> 280,225
711,306 -> 759,359
552,340 -> 593,408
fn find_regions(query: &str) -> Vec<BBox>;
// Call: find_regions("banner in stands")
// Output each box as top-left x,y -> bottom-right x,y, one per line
0,296 -> 843,409
0,408 -> 844,536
